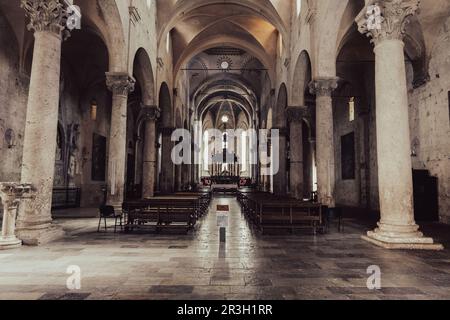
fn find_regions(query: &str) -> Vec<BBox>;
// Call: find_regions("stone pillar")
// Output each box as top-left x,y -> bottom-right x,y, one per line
305,137 -> 315,198
190,144 -> 195,186
259,139 -> 267,191
105,73 -> 135,208
357,106 -> 371,208
184,160 -> 191,188
272,128 -> 287,195
0,183 -> 34,250
356,0 -> 442,249
175,164 -> 182,191
309,78 -> 339,207
250,129 -> 258,181
141,106 -> 160,198
15,0 -> 69,245
160,127 -> 175,194
287,107 -> 308,199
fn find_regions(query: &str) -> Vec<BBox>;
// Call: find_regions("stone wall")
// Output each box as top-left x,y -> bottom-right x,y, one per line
334,62 -> 379,211
333,92 -> 359,207
0,13 -> 29,183
407,17 -> 450,224
78,87 -> 111,207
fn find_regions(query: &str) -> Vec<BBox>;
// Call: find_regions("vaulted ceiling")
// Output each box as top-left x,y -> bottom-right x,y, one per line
158,0 -> 286,81
187,47 -> 264,129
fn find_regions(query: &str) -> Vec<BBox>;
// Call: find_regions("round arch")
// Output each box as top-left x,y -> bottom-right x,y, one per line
274,83 -> 287,127
158,82 -> 172,128
266,107 -> 273,130
314,0 -> 350,77
133,48 -> 156,106
158,0 -> 287,49
173,35 -> 275,84
291,50 -> 312,106
77,0 -> 127,72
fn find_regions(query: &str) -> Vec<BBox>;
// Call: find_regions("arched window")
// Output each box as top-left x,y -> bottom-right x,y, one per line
241,131 -> 247,171
222,132 -> 228,150
166,32 -> 171,53
203,130 -> 209,167
349,97 -> 355,122
296,0 -> 302,17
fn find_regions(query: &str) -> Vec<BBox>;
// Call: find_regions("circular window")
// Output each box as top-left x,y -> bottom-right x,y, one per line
217,56 -> 233,71
220,61 -> 230,70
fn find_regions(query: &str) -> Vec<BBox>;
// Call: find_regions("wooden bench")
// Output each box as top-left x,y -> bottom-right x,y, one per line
257,201 -> 323,234
237,191 -> 324,234
123,194 -> 209,233
212,184 -> 238,196
174,192 -> 212,217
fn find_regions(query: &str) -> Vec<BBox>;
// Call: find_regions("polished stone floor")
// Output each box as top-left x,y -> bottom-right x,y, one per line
1,197 -> 450,300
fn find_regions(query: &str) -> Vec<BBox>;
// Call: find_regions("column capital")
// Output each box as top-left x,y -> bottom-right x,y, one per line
140,105 -> 160,121
356,0 -> 420,46
106,72 -> 135,96
309,77 -> 339,97
286,106 -> 310,123
0,183 -> 35,209
21,0 -> 68,36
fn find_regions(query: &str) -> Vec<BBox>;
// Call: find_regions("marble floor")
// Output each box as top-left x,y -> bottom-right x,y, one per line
1,197 -> 450,300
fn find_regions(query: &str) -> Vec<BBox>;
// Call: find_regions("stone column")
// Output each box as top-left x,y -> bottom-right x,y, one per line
287,106 -> 308,199
160,127 -> 175,194
141,105 -> 160,198
309,78 -> 339,207
305,137 -> 315,198
357,106 -> 371,208
259,139 -> 267,191
356,0 -> 442,249
105,73 -> 135,208
0,183 -> 34,250
15,0 -> 69,245
175,164 -> 182,191
190,145 -> 195,185
183,162 -> 191,189
272,128 -> 287,195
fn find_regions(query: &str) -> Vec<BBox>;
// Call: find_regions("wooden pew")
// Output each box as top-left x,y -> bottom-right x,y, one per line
123,194 -> 208,233
237,190 -> 324,234
257,201 -> 322,234
174,191 -> 212,217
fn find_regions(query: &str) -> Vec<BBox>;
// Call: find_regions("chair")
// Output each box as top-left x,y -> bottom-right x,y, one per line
97,205 -> 123,233
324,206 -> 343,233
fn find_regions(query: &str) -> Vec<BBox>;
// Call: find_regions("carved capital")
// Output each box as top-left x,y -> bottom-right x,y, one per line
0,183 -> 35,210
287,106 -> 310,123
309,77 -> 339,97
356,0 -> 420,46
140,105 -> 160,122
106,72 -> 135,96
21,0 -> 68,36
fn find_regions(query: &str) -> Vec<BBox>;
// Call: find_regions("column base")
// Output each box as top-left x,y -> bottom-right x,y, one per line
0,236 -> 22,250
362,226 -> 444,250
16,223 -> 65,246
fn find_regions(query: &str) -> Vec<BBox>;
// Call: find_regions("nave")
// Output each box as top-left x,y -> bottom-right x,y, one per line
1,197 -> 450,300
1,0 -> 450,302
